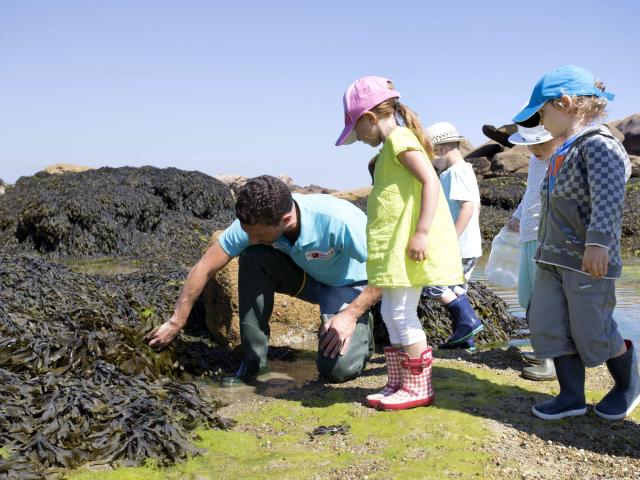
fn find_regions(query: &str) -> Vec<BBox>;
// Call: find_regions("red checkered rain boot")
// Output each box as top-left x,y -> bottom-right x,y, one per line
378,348 -> 434,410
366,347 -> 402,407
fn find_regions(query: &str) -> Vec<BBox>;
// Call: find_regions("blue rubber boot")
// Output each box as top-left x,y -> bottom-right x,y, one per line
439,294 -> 484,348
594,340 -> 640,420
532,354 -> 587,420
439,337 -> 477,352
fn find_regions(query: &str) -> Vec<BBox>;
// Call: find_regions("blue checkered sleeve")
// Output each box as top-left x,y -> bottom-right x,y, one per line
581,135 -> 629,248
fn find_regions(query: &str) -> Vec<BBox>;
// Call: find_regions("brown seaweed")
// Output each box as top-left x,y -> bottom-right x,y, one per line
0,255 -> 235,479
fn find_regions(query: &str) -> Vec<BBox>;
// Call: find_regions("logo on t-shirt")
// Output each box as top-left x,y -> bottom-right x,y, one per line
305,248 -> 335,260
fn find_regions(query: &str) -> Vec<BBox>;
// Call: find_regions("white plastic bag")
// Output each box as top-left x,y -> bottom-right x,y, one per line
485,227 -> 521,287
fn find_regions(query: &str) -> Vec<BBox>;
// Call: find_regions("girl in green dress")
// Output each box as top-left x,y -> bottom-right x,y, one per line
336,76 -> 464,410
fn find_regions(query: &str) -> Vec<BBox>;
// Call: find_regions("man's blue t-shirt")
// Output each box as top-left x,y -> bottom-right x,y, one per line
218,193 -> 368,286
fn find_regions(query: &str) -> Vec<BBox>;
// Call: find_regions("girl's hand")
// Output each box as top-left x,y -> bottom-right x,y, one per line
407,232 -> 428,262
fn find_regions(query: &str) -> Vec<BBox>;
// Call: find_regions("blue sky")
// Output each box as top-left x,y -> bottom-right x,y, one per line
1,1 -> 638,189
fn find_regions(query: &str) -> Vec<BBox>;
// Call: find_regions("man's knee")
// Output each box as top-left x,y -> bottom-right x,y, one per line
317,355 -> 365,383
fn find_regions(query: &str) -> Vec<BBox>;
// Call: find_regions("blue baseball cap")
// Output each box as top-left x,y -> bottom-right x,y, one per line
513,65 -> 615,123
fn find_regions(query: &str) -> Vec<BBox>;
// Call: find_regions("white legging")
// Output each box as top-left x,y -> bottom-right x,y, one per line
380,287 -> 426,346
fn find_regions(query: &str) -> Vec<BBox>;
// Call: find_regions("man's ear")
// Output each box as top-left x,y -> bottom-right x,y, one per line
281,211 -> 293,225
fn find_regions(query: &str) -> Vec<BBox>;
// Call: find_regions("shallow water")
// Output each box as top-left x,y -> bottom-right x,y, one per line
473,256 -> 640,348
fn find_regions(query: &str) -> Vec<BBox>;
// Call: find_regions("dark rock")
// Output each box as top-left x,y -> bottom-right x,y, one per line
0,166 -> 235,263
465,141 -> 505,161
479,205 -> 513,246
467,156 -> 491,176
611,114 -> 640,155
481,124 -> 518,148
373,281 -> 519,347
478,176 -> 526,210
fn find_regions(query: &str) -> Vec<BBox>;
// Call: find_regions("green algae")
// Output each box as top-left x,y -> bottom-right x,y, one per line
69,365 -> 498,480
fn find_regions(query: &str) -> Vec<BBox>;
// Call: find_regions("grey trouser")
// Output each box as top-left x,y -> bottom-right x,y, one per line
238,245 -> 373,383
528,263 -> 624,367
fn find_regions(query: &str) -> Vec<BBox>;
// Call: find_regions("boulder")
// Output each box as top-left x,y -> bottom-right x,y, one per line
0,178 -> 4,196
0,166 -> 235,262
42,163 -> 93,174
491,145 -> 530,173
467,156 -> 491,176
465,141 -> 505,161
373,281 -> 520,346
481,123 -> 518,148
604,121 -> 626,143
611,114 -> 640,156
202,232 -> 320,348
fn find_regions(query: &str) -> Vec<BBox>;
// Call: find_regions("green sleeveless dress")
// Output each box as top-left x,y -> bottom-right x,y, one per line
366,127 -> 464,287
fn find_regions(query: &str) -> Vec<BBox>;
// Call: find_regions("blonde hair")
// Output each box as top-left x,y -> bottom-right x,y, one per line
553,80 -> 609,123
368,82 -> 435,159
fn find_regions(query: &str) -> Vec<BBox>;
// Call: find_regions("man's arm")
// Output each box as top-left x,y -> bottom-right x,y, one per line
319,285 -> 383,358
146,240 -> 232,349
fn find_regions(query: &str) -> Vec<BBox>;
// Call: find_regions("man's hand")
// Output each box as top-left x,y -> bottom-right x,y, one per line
145,316 -> 184,350
406,232 -> 428,262
582,245 -> 609,278
318,310 -> 357,359
506,217 -> 520,233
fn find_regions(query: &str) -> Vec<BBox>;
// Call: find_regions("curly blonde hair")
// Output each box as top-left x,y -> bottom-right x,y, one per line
552,80 -> 609,123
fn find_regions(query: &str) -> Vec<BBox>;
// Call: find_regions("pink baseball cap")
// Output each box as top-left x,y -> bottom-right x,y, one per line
335,76 -> 401,146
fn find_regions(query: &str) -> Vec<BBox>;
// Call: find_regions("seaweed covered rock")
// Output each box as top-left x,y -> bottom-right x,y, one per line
372,281 -> 520,347
477,176 -> 526,210
0,167 -> 235,263
0,254 -> 234,478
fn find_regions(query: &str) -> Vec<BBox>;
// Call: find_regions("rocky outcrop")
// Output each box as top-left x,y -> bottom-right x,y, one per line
611,114 -> 640,156
491,146 -> 530,173
0,166 -> 235,263
202,232 -> 320,347
371,281 -> 520,346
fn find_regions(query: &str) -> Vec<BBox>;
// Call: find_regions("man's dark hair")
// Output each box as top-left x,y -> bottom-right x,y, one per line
235,175 -> 293,226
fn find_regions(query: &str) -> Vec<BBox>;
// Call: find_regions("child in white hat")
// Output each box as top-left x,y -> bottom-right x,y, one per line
505,122 -> 563,381
423,122 -> 483,350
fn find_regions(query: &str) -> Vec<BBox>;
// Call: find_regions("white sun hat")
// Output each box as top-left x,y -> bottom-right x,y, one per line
508,124 -> 554,145
426,122 -> 465,145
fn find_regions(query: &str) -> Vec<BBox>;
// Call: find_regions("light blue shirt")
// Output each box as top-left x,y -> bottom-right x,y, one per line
218,193 -> 368,286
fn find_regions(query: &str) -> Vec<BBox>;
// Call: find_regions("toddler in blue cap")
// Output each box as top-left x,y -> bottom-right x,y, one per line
513,65 -> 637,421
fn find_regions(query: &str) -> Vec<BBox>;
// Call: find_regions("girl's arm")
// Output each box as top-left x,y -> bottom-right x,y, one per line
398,149 -> 440,261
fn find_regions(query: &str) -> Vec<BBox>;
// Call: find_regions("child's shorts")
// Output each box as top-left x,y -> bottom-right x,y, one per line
528,263 -> 624,367
422,257 -> 478,299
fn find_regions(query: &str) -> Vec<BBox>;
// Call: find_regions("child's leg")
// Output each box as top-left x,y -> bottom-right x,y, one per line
517,241 -> 537,310
380,291 -> 402,348
559,269 -> 639,419
518,241 -> 557,381
383,287 -> 427,357
376,287 -> 434,410
528,264 -> 586,420
365,290 -> 405,407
